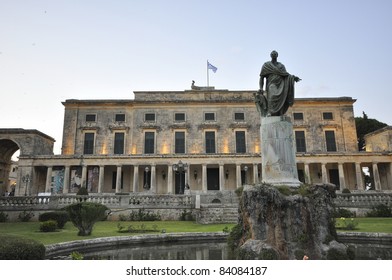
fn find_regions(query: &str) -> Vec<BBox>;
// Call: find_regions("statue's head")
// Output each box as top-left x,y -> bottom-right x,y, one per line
270,50 -> 278,59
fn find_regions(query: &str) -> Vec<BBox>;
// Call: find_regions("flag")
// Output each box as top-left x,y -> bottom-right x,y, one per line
207,61 -> 217,73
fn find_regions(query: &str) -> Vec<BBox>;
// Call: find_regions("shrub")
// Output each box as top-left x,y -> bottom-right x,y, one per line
128,209 -> 161,221
342,188 -> 351,194
64,202 -> 109,236
0,234 -> 45,260
0,211 -> 9,222
40,220 -> 58,232
333,208 -> 356,218
39,211 -> 69,229
235,186 -> 244,197
366,204 -> 392,217
227,224 -> 243,252
179,210 -> 194,221
336,217 -> 358,230
76,186 -> 88,196
276,185 -> 291,196
18,210 -> 34,222
70,251 -> 84,260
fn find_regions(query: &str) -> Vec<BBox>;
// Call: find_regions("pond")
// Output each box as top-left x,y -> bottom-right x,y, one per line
75,241 -> 229,260
47,233 -> 392,260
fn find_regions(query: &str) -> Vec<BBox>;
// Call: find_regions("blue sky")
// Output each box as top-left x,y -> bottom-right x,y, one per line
1,0 -> 392,154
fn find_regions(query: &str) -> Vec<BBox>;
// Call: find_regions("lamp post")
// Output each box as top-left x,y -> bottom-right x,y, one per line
172,160 -> 188,194
22,174 -> 31,196
144,166 -> 150,190
243,166 -> 248,185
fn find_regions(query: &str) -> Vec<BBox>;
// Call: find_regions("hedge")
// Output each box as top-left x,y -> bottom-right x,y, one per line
0,234 -> 45,260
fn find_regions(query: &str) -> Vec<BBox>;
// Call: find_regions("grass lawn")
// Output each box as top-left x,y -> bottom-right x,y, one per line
336,217 -> 392,233
1,217 -> 391,246
0,221 -> 235,245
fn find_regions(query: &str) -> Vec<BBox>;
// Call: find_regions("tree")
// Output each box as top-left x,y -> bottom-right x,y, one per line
355,111 -> 387,151
64,202 -> 109,236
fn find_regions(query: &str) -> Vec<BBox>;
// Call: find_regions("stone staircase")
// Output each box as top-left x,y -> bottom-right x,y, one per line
196,203 -> 239,224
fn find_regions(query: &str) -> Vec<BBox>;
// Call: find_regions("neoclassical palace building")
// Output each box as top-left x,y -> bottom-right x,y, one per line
1,89 -> 392,196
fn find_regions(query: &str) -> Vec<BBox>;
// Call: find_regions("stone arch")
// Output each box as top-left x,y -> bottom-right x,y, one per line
0,129 -> 55,195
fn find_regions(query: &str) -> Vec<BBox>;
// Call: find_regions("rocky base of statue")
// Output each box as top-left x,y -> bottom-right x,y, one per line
261,116 -> 301,187
230,184 -> 352,260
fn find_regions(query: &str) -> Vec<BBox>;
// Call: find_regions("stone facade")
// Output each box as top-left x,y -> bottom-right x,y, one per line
1,89 -> 392,197
365,126 -> 392,152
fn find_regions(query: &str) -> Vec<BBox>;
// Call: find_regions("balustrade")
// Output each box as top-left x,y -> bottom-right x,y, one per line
1,192 -> 390,211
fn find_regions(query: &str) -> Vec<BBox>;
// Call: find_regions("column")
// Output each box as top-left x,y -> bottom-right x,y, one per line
219,163 -> 224,191
321,163 -> 328,184
116,165 -> 122,193
133,165 -> 139,193
167,165 -> 173,194
372,162 -> 381,191
81,165 -> 87,189
304,163 -> 311,184
63,166 -> 70,194
150,164 -> 156,193
45,166 -> 53,193
253,163 -> 258,184
202,164 -> 207,192
185,165 -> 189,189
355,163 -> 364,190
389,163 -> 392,190
338,163 -> 346,190
98,165 -> 104,193
236,164 -> 242,189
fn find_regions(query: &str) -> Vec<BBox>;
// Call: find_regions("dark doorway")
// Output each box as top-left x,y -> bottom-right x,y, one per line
207,168 -> 219,190
298,169 -> 305,183
329,169 -> 339,189
174,172 -> 186,194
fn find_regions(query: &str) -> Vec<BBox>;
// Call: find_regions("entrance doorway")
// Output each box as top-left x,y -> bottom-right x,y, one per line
207,168 -> 219,190
329,169 -> 339,189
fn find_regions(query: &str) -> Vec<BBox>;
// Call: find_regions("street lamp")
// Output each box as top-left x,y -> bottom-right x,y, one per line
143,166 -> 150,190
243,166 -> 248,185
22,174 -> 31,196
172,160 -> 188,194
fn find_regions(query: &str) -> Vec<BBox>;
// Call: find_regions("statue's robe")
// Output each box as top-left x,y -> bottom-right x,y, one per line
260,61 -> 296,116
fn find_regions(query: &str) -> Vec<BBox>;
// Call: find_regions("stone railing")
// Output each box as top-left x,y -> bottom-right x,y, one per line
335,192 -> 392,208
1,192 -> 390,212
0,194 -> 194,211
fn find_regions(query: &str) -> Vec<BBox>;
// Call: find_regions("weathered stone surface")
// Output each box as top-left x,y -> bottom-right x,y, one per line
260,116 -> 301,187
236,183 -> 350,260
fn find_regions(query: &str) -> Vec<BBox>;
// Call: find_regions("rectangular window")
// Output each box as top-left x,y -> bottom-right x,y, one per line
295,131 -> 306,153
144,132 -> 155,154
234,112 -> 245,121
175,131 -> 185,154
235,131 -> 246,153
145,113 -> 156,122
174,113 -> 186,122
325,130 -> 337,152
115,114 -> 125,122
114,132 -> 125,154
293,112 -> 304,120
85,114 -> 96,122
323,112 -> 333,120
83,133 -> 95,154
205,131 -> 216,153
204,112 -> 215,121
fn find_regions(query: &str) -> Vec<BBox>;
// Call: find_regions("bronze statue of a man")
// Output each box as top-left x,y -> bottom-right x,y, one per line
255,50 -> 301,117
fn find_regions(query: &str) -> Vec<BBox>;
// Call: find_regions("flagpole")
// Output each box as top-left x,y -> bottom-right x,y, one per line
207,60 -> 209,87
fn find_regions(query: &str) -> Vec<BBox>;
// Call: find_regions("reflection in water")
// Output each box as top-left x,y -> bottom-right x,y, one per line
83,241 -> 229,260
53,241 -> 392,260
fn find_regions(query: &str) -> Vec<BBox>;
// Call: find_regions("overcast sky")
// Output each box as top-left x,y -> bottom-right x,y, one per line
1,0 -> 391,155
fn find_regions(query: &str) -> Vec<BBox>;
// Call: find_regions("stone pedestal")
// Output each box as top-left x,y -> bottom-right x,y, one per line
261,116 -> 301,187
